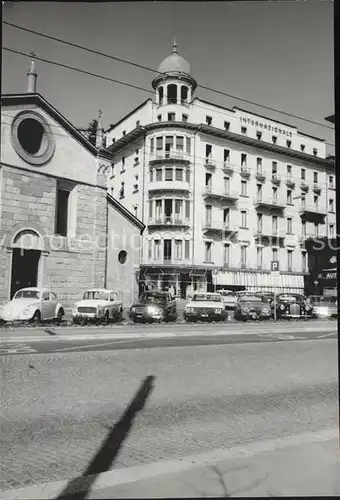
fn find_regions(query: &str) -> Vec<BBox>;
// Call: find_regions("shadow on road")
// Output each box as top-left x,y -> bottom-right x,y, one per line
55,375 -> 155,499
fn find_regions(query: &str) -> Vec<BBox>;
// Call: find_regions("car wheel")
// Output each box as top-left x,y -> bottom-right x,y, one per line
117,308 -> 123,322
103,310 -> 110,324
31,310 -> 41,325
55,308 -> 64,323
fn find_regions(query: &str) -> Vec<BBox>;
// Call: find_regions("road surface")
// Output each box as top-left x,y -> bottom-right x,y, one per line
0,328 -> 338,497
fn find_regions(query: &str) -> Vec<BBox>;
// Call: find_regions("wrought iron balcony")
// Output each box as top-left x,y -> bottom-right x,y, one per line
240,166 -> 251,178
254,196 -> 285,211
149,151 -> 190,164
271,174 -> 281,185
202,187 -> 238,202
148,180 -> 190,193
300,180 -> 309,192
222,162 -> 234,174
299,204 -> 327,220
148,216 -> 191,228
254,229 -> 286,241
202,221 -> 238,234
255,171 -> 266,182
286,177 -> 296,188
204,157 -> 216,170
312,182 -> 322,193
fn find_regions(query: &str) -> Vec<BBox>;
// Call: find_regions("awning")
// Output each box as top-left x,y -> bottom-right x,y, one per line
213,270 -> 304,291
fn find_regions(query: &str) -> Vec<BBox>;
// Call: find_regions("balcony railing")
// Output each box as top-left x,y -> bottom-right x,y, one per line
299,204 -> 327,218
254,229 -> 286,239
300,180 -> 309,191
254,196 -> 285,210
149,151 -> 190,163
204,157 -> 216,169
240,166 -> 251,177
202,221 -> 238,233
148,216 -> 190,227
222,162 -> 234,174
286,177 -> 296,187
148,180 -> 190,192
271,174 -> 281,185
255,171 -> 266,182
312,182 -> 321,193
299,234 -> 317,246
203,187 -> 238,202
157,98 -> 190,107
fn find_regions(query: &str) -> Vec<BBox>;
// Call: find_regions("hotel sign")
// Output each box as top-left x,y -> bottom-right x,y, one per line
239,116 -> 293,137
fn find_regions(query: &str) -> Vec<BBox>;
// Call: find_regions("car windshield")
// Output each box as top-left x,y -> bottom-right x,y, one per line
277,294 -> 302,303
192,294 -> 222,302
219,291 -> 234,297
14,290 -> 40,299
239,295 -> 264,303
83,291 -> 110,301
140,293 -> 167,304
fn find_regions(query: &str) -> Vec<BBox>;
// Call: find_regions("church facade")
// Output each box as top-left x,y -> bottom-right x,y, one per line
0,58 -> 144,307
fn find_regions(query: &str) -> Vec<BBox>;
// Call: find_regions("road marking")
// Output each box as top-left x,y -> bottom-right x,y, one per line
0,343 -> 37,354
1,428 -> 337,500
316,332 -> 338,339
51,339 -> 140,352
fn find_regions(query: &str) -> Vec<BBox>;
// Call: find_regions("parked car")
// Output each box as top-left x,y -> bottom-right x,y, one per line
306,295 -> 338,319
274,293 -> 313,319
255,291 -> 275,305
72,289 -> 123,324
234,294 -> 272,321
218,289 -> 238,310
129,291 -> 177,323
0,287 -> 64,324
184,292 -> 227,322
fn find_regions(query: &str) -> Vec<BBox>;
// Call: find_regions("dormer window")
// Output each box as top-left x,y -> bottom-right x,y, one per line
241,126 -> 247,135
272,136 -> 277,144
300,144 -> 305,152
286,140 -> 292,148
206,116 -> 212,126
224,121 -> 230,131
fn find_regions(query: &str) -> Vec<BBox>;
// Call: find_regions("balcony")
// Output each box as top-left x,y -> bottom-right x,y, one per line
254,229 -> 286,243
299,234 -> 317,247
149,180 -> 190,193
286,177 -> 296,188
149,151 -> 190,164
300,180 -> 309,192
148,216 -> 190,228
202,221 -> 238,235
202,186 -> 238,203
204,157 -> 216,170
299,204 -> 327,221
222,162 -> 234,175
271,174 -> 281,185
255,171 -> 266,182
240,166 -> 251,178
312,182 -> 322,193
157,98 -> 190,108
254,196 -> 285,211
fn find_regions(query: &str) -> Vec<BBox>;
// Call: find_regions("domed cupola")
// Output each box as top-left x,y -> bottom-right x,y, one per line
152,39 -> 197,106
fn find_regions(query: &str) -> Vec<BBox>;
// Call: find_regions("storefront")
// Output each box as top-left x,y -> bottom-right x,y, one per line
317,268 -> 337,297
212,269 -> 304,294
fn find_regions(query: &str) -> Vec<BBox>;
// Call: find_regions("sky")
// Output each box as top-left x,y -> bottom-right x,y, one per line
2,1 -> 335,154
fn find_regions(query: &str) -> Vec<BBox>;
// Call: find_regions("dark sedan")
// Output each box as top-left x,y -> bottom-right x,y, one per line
274,293 -> 313,319
129,291 -> 177,323
234,294 -> 272,321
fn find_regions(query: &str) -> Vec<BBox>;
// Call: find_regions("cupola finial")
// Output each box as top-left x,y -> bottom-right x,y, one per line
172,37 -> 177,54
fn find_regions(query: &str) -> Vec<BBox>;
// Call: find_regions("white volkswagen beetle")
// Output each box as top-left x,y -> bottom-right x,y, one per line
0,287 -> 65,323
72,289 -> 123,324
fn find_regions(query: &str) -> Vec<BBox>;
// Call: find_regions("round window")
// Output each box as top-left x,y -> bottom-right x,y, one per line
11,111 -> 55,165
118,250 -> 127,264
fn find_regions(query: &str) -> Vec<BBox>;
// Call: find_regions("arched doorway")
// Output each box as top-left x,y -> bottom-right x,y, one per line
10,230 -> 43,298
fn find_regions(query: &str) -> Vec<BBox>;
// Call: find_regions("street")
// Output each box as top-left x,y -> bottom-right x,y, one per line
0,322 -> 338,498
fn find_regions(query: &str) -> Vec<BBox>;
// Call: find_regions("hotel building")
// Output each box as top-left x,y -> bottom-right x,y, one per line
105,41 -> 336,298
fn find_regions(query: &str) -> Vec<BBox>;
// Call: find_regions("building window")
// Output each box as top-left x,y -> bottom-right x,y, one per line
241,180 -> 247,196
121,157 -> 125,171
165,136 -> 174,156
241,126 -> 247,135
287,165 -> 292,178
176,136 -> 184,153
329,224 -> 335,238
302,252 -> 307,273
223,208 -> 230,226
256,157 -> 262,171
154,240 -> 160,260
224,244 -> 230,266
206,144 -> 212,160
286,140 -> 291,148
205,205 -> 212,223
148,240 -> 152,259
272,136 -> 277,144
329,199 -> 334,213
224,121 -> 230,131
133,205 -> 138,217
149,169 -> 153,182
155,199 -> 162,219
164,239 -> 172,261
241,153 -> 247,167
257,247 -> 262,269
157,114 -> 162,122
185,200 -> 190,219
55,188 -> 70,236
257,213 -> 263,232
313,172 -> 318,183
175,199 -> 182,218
301,168 -> 306,180
272,215 -> 278,234
156,136 -> 162,151
110,187 -> 114,196
149,201 -> 153,218
287,250 -> 293,272
273,187 -> 278,202
300,144 -> 305,152
186,169 -> 190,183
314,222 -> 319,237
150,138 -> 154,153
241,210 -> 247,228
185,240 -> 190,259
111,164 -> 115,177
186,137 -> 191,155
272,248 -> 278,261
256,131 -> 262,140
313,148 -> 318,156
156,168 -> 162,181
241,246 -> 247,268
287,189 -> 292,204
224,149 -> 230,163
165,168 -> 173,181
136,120 -> 140,127
175,168 -> 183,181
205,172 -> 212,188
224,177 -> 230,194
206,116 -> 212,125
119,182 -> 124,199
272,161 -> 277,174
175,240 -> 183,260
122,130 -> 126,136
329,175 -> 334,188
257,183 -> 262,197
205,241 -> 212,262
168,113 -> 175,122
314,195 -> 319,210
133,175 -> 139,192
182,114 -> 188,123
287,217 -> 293,234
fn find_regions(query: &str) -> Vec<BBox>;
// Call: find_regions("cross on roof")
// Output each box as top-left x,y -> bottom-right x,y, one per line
30,50 -> 36,59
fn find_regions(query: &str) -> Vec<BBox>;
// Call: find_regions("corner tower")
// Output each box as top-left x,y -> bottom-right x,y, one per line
152,39 -> 197,106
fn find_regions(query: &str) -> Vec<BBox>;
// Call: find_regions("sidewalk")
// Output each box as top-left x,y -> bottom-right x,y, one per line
1,429 -> 338,499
